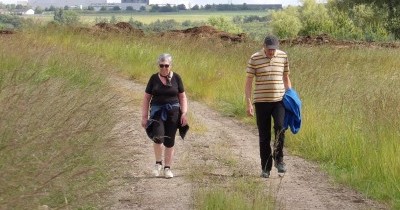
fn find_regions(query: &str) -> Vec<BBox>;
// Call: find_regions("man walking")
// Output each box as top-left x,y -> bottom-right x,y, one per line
245,35 -> 292,178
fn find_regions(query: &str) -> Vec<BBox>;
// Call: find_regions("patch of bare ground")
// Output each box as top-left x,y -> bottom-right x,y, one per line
102,74 -> 388,210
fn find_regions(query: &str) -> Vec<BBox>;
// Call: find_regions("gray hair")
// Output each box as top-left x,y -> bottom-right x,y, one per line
158,53 -> 172,64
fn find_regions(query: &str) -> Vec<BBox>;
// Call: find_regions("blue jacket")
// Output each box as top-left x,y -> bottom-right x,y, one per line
283,88 -> 302,134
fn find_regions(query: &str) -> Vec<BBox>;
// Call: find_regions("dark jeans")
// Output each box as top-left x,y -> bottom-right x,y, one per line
255,101 -> 285,172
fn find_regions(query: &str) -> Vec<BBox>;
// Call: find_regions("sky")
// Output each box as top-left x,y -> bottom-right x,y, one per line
0,0 -> 302,7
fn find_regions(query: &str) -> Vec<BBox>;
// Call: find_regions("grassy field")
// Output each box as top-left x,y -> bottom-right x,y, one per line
2,24 -> 399,209
25,10 -> 268,25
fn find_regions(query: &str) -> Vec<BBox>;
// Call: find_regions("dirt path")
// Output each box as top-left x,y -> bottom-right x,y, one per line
103,75 -> 388,210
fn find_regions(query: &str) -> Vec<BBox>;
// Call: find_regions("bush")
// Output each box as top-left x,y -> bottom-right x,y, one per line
208,16 -> 242,33
147,19 -> 180,32
0,14 -> 24,29
351,4 -> 390,41
128,17 -> 144,29
270,7 -> 302,39
300,0 -> 333,36
54,9 -> 80,25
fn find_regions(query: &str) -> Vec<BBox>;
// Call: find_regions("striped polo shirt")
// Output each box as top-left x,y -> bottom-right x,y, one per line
246,49 -> 289,103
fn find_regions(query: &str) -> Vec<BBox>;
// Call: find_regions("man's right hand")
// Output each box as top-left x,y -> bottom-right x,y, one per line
247,104 -> 254,117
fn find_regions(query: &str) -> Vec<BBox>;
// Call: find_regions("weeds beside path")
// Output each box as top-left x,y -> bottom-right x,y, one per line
104,74 -> 388,210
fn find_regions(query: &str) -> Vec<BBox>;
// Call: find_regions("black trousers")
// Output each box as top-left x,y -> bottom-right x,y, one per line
255,101 -> 285,172
151,107 -> 180,148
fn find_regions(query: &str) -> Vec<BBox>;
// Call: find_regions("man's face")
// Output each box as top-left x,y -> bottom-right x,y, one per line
264,47 -> 276,58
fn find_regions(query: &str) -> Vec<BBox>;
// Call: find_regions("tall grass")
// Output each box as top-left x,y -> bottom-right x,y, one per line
15,26 -> 400,208
287,46 -> 400,209
0,34 -> 118,208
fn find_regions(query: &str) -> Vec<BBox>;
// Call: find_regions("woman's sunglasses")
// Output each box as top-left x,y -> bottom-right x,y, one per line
159,64 -> 170,68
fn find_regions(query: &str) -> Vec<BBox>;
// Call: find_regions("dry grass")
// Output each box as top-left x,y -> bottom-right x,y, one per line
0,34 -> 119,209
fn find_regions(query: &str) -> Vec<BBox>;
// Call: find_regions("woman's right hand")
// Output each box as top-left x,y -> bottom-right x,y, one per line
141,117 -> 148,128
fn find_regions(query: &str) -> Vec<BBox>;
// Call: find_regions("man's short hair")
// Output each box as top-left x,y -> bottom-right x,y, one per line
264,35 -> 279,49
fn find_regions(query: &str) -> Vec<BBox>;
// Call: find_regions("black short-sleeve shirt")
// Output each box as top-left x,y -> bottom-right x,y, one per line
145,72 -> 185,105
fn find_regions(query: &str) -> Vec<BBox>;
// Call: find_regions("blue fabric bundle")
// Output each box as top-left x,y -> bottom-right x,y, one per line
283,88 -> 302,134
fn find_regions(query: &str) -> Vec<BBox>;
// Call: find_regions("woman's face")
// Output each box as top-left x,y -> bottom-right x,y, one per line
158,61 -> 171,75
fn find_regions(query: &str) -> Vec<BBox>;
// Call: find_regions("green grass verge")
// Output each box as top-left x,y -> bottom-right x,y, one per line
0,33 -> 118,209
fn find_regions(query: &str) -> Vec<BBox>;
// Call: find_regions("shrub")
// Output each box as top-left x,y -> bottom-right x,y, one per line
0,14 -> 24,29
270,7 -> 302,39
208,16 -> 242,33
54,9 -> 80,25
300,0 -> 333,36
147,19 -> 180,32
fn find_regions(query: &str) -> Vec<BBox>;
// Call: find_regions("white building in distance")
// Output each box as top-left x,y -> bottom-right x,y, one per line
27,0 -> 148,10
28,0 -> 108,8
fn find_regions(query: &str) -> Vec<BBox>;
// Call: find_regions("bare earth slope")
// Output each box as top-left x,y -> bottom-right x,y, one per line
104,75 -> 388,210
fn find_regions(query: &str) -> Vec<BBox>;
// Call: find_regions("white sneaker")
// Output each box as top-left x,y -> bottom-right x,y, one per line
164,168 -> 174,179
152,164 -> 162,177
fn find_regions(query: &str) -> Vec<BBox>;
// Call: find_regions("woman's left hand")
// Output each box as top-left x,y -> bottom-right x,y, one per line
180,113 -> 188,126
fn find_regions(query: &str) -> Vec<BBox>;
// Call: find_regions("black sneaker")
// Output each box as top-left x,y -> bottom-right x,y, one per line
275,160 -> 287,173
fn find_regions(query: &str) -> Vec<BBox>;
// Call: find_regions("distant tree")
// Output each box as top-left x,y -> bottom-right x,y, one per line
15,4 -> 23,9
191,5 -> 199,10
126,6 -> 134,11
241,3 -> 248,10
204,4 -> 212,10
100,6 -> 107,11
113,6 -> 121,11
64,6 -> 69,10
34,6 -> 43,14
177,4 -> 186,10
149,4 -> 159,12
87,6 -> 94,11
140,6 -> 146,11
48,5 -> 56,11
159,4 -> 177,12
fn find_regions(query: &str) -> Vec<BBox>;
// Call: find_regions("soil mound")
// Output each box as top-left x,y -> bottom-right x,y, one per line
281,34 -> 400,48
0,30 -> 15,35
162,25 -> 247,43
92,22 -> 144,36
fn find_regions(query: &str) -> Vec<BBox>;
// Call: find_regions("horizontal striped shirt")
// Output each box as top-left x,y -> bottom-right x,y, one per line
246,49 -> 289,103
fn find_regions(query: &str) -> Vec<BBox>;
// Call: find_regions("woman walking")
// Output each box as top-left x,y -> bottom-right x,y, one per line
141,53 -> 188,179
